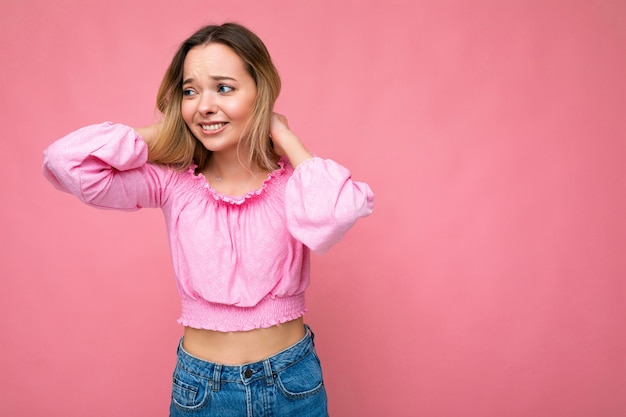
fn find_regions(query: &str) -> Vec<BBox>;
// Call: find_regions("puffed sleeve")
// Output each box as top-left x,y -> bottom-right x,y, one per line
42,122 -> 172,210
285,157 -> 375,254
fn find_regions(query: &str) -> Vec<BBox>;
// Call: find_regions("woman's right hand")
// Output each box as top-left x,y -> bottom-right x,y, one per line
134,123 -> 161,145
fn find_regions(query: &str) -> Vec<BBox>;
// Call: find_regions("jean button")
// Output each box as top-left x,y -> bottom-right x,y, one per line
244,368 -> 253,378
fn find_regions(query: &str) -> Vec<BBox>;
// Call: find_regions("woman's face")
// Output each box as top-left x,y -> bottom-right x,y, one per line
181,43 -> 257,155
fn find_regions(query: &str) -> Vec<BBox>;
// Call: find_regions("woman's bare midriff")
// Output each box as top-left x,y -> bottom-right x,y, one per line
182,317 -> 306,365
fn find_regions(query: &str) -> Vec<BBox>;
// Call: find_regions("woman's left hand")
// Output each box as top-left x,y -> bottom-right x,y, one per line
270,113 -> 313,167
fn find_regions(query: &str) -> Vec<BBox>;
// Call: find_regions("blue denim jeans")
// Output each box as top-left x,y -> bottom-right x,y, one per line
169,325 -> 329,416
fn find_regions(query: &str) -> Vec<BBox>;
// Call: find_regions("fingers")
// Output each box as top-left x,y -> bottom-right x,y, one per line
271,112 -> 289,129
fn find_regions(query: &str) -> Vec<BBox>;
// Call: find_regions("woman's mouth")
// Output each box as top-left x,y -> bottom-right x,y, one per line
200,122 -> 227,132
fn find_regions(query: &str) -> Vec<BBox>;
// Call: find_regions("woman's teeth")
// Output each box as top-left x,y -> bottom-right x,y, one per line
201,123 -> 225,131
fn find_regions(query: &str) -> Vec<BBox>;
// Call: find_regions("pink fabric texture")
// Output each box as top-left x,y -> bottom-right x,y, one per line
42,122 -> 374,331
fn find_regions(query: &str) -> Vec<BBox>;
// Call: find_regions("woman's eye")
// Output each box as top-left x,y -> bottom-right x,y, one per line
218,84 -> 234,93
182,89 -> 196,97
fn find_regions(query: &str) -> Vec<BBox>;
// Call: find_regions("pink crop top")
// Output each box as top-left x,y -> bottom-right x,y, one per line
42,122 -> 374,331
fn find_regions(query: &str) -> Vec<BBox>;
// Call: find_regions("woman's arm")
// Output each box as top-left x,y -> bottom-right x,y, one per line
43,122 -> 171,210
274,113 -> 375,254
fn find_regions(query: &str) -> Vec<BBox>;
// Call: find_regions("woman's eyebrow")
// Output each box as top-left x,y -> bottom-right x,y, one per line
211,75 -> 237,81
182,75 -> 237,85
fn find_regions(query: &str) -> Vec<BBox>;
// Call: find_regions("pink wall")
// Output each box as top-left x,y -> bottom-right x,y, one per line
1,0 -> 624,416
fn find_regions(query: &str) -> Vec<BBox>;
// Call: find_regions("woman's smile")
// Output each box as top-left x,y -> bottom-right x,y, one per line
199,122 -> 228,133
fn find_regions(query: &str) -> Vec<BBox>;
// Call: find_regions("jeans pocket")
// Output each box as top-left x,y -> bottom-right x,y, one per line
275,350 -> 325,400
171,364 -> 211,411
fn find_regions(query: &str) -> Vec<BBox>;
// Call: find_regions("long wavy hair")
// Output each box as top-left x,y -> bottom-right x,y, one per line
148,23 -> 282,172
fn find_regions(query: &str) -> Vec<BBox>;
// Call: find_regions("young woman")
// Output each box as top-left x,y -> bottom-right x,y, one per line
43,22 -> 374,416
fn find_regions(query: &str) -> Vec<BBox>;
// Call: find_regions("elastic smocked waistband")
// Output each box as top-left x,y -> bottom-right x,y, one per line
175,325 -> 315,383
178,293 -> 307,332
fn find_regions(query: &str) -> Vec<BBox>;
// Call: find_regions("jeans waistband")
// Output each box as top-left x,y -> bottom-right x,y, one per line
175,325 -> 315,386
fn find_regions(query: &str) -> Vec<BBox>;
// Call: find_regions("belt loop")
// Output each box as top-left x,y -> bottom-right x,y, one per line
212,364 -> 222,392
263,359 -> 274,386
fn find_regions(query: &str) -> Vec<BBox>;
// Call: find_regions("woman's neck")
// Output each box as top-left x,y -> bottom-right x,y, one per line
202,153 -> 270,196
206,151 -> 257,180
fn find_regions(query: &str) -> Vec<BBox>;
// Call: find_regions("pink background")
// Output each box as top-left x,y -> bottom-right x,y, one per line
1,0 -> 625,416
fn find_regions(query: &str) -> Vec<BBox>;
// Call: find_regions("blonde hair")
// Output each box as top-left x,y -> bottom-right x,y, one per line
148,23 -> 281,172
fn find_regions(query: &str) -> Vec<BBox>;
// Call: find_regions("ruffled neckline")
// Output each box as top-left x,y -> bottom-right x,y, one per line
187,157 -> 287,205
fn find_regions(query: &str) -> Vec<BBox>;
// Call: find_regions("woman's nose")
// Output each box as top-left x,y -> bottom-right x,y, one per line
198,92 -> 217,114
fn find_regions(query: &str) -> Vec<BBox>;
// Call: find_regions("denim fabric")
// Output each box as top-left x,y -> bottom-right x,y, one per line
169,326 -> 328,417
